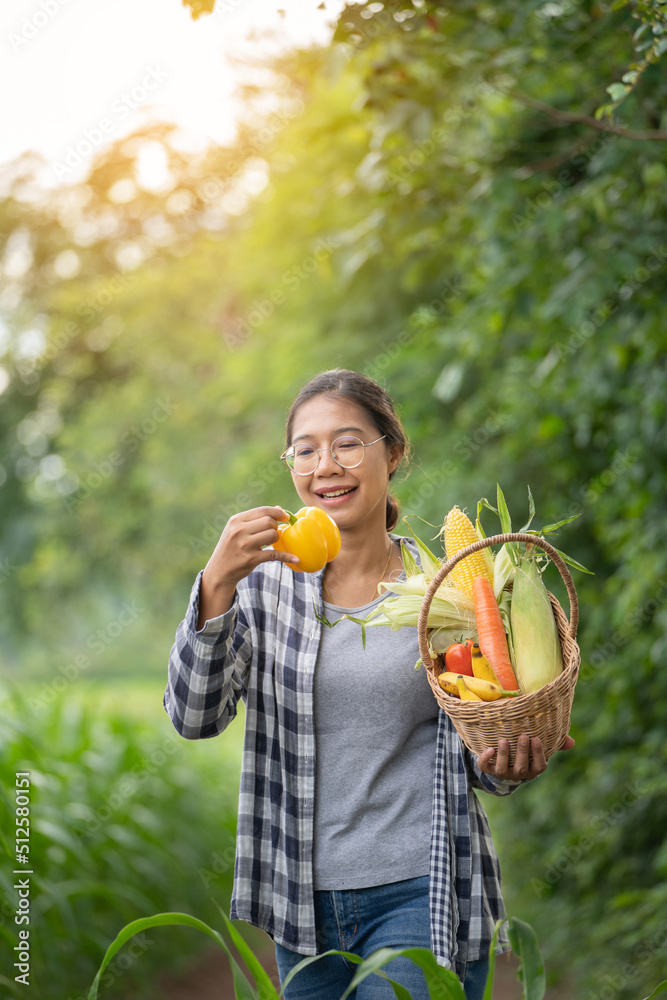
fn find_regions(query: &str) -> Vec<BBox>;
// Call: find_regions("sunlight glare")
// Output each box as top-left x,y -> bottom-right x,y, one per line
135,142 -> 176,193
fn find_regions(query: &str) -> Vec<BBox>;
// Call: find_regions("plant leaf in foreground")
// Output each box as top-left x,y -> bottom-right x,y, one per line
506,915 -> 546,1000
86,912 -> 257,1000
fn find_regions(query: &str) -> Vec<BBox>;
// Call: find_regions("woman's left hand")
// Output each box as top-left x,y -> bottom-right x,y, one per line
477,733 -> 575,781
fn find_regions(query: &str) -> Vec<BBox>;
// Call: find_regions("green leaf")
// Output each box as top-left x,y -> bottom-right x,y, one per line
343,946 -> 467,1000
506,916 -> 546,1000
285,945 -> 466,1000
537,513 -> 581,533
383,979 -> 414,1000
477,497 -> 498,521
496,484 -> 512,533
396,947 -> 467,1000
606,82 -> 629,102
594,101 -> 614,119
544,545 -> 594,575
518,485 -> 536,533
402,516 -> 443,579
433,360 -> 465,403
340,947 -> 409,997
87,912 -> 253,1000
313,607 -> 347,628
282,950 -> 361,995
482,919 -> 505,1000
641,981 -> 667,1000
337,614 -> 373,650
215,905 -> 279,999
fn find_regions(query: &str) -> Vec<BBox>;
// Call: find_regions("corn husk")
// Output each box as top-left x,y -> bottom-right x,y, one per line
493,543 -> 516,598
368,548 -> 477,666
365,588 -> 475,635
510,555 -> 563,694
399,538 -> 422,579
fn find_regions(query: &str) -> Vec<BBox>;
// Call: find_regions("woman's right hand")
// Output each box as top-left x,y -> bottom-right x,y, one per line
197,507 -> 300,627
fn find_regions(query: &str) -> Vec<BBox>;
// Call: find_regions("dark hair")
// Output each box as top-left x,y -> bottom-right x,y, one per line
285,369 -> 411,531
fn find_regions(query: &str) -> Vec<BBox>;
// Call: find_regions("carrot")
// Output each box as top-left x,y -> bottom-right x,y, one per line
472,576 -> 519,692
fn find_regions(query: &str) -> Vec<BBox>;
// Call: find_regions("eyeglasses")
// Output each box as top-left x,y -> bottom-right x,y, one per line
281,434 -> 387,476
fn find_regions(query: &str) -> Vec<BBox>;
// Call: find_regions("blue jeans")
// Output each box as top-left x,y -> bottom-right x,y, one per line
274,875 -> 489,1000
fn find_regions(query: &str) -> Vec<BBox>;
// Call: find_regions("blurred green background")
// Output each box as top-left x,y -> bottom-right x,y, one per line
1,1 -> 666,997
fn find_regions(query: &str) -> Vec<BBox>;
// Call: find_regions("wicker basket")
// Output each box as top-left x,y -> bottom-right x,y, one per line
417,532 -> 580,766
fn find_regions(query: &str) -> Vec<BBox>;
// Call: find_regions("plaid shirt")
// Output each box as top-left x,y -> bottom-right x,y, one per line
163,534 -> 522,976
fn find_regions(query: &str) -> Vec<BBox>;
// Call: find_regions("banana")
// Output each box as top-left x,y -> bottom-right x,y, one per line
455,675 -> 483,701
438,671 -> 521,702
471,643 -> 498,684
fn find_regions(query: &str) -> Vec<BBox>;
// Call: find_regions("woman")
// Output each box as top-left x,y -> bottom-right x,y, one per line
164,368 -> 573,1000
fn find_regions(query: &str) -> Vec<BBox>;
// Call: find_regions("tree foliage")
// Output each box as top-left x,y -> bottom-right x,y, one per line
1,1 -> 666,995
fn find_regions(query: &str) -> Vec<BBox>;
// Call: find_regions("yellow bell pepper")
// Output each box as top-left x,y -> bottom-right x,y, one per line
272,506 -> 341,572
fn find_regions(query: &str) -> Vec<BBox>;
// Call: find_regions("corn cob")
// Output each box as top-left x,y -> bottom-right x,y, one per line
444,506 -> 494,599
510,555 -> 563,694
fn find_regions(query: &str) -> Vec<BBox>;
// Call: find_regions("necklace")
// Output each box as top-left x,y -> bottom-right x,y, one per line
322,538 -> 394,607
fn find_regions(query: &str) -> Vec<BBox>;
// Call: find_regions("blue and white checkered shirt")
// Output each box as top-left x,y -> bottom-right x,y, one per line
163,534 -> 521,976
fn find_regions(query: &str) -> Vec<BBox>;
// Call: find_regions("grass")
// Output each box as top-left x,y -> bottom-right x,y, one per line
0,676 -> 245,1000
4,677 -> 666,1000
85,906 -> 667,1000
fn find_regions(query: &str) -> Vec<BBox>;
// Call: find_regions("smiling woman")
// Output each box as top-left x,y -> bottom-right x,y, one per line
164,368 -> 546,1000
280,371 -> 409,607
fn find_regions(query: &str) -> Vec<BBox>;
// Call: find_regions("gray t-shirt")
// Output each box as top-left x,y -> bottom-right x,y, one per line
312,586 -> 440,890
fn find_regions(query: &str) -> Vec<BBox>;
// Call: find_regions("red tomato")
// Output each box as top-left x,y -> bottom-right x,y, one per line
444,641 -> 474,677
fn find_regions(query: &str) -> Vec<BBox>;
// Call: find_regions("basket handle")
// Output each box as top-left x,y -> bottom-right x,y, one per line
417,532 -> 579,669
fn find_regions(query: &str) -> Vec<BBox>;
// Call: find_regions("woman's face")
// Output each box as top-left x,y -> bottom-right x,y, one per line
287,393 -> 402,531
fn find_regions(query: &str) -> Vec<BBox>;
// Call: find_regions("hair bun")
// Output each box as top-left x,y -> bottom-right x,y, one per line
386,494 -> 400,532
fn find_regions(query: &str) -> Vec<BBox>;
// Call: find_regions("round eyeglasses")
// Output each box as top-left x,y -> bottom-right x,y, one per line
281,434 -> 387,476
